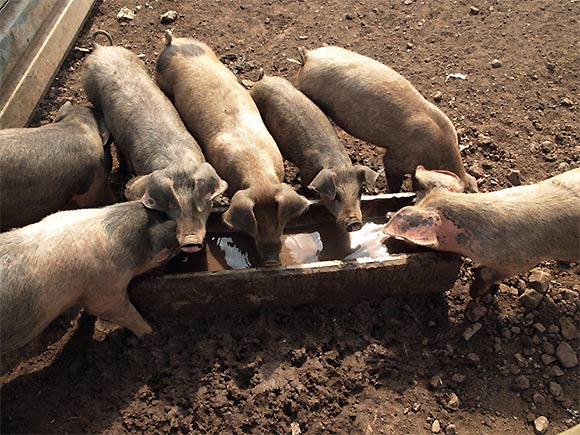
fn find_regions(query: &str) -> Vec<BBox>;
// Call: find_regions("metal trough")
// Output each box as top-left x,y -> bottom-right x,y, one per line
129,193 -> 462,317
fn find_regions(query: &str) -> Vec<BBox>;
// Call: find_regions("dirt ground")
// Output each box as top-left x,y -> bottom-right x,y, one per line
1,0 -> 579,434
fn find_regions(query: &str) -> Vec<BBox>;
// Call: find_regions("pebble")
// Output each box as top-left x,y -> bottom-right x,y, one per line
533,416 -> 549,434
407,42 -> 414,50
430,375 -> 443,389
561,97 -> 573,107
547,324 -> 560,334
477,134 -> 493,146
431,420 -> 441,433
447,393 -> 460,411
556,342 -> 578,368
549,381 -> 562,397
549,365 -> 564,377
532,392 -> 546,405
540,141 -> 553,153
468,164 -> 485,179
534,323 -> 546,334
469,6 -> 480,15
160,10 -> 178,24
463,323 -> 482,341
558,162 -> 571,173
446,423 -> 457,435
518,289 -> 543,310
542,342 -> 555,355
117,7 -> 135,21
541,354 -> 557,365
559,317 -> 579,340
515,353 -> 528,368
491,59 -> 502,68
528,269 -> 551,293
412,402 -> 421,412
451,373 -> 466,383
514,375 -> 530,390
432,91 -> 443,102
507,169 -> 521,186
467,353 -> 480,363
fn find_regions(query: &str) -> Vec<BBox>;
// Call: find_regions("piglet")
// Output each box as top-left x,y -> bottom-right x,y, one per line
82,30 -> 227,253
156,31 -> 309,266
0,102 -> 113,230
250,73 -> 378,232
296,46 -> 477,194
383,166 -> 580,296
0,201 -> 178,351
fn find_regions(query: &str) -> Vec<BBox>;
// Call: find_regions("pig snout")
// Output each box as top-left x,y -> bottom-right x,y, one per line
257,241 -> 282,267
177,228 -> 206,253
345,218 -> 363,232
262,254 -> 281,268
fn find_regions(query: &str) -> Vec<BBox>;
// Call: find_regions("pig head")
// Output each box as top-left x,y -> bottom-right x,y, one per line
125,163 -> 227,252
222,184 -> 310,266
309,166 -> 378,232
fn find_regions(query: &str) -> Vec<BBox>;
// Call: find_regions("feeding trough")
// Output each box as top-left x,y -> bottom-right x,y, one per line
129,193 -> 462,317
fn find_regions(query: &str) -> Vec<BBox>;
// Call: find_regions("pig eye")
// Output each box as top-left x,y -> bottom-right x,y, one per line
146,198 -> 156,207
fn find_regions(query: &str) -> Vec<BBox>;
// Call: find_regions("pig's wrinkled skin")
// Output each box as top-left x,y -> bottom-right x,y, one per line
250,74 -> 378,233
0,201 -> 178,351
0,102 -> 114,230
296,46 -> 478,194
383,166 -> 580,297
82,30 -> 226,253
156,31 -> 309,266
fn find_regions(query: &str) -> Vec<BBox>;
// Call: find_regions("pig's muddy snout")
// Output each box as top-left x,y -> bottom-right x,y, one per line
345,220 -> 363,232
179,235 -> 205,253
262,256 -> 281,268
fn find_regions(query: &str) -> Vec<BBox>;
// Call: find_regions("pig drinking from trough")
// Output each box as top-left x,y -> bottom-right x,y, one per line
81,30 -> 227,253
250,73 -> 378,233
383,166 -> 580,297
0,102 -> 113,230
296,46 -> 477,194
155,31 -> 310,266
0,201 -> 179,351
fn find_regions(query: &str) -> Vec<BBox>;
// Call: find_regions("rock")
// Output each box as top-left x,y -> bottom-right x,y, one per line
556,342 -> 578,368
499,283 -> 519,296
561,97 -> 574,107
544,153 -> 558,162
542,342 -> 555,355
541,354 -> 556,365
407,42 -> 414,50
491,59 -> 502,68
451,373 -> 465,383
467,353 -> 480,364
431,419 -> 441,434
558,162 -> 571,173
466,302 -> 488,322
447,393 -> 460,411
463,323 -> 482,341
534,323 -> 547,334
540,141 -> 553,153
412,402 -> 421,412
514,375 -> 530,390
528,269 -> 551,293
546,63 -> 556,72
549,381 -> 562,397
507,169 -> 521,186
160,10 -> 178,24
446,423 -> 457,435
469,6 -> 480,15
430,375 -> 443,390
432,91 -> 443,102
547,324 -> 560,334
403,0 -> 413,5
518,289 -> 543,310
549,365 -> 564,377
559,318 -> 579,340
532,392 -> 546,405
468,163 -> 485,179
117,7 -> 135,22
533,416 -> 549,434
515,353 -> 528,368
477,134 -> 493,146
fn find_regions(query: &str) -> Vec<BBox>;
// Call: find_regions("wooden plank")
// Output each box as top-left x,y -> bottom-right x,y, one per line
0,0 -> 96,128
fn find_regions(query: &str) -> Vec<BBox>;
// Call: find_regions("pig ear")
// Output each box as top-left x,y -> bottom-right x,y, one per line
141,173 -> 176,213
165,29 -> 173,46
354,165 -> 379,190
382,207 -> 441,248
222,190 -> 257,237
276,185 -> 311,224
415,165 -> 465,193
308,169 -> 336,200
125,174 -> 152,200
193,163 -> 228,212
54,101 -> 74,122
96,114 -> 111,146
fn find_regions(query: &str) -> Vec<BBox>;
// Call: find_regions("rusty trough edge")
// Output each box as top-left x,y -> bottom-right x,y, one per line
0,0 -> 96,128
129,252 -> 463,318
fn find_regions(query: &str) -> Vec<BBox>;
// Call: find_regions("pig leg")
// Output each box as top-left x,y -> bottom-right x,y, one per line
86,294 -> 153,338
69,166 -> 115,208
383,153 -> 405,193
470,266 -> 509,298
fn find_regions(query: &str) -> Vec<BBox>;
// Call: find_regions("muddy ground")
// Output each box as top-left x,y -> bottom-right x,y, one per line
1,0 -> 579,434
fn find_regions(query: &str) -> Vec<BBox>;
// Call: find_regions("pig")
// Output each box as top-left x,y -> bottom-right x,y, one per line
0,101 -> 113,230
383,166 -> 580,297
81,30 -> 227,253
155,31 -> 310,266
0,201 -> 179,351
250,72 -> 378,233
296,46 -> 478,194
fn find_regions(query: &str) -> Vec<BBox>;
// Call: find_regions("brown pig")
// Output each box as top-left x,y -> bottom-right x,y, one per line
155,31 -> 310,266
0,101 -> 113,230
296,46 -> 477,194
383,166 -> 580,297
250,73 -> 378,233
0,201 -> 179,351
82,30 -> 227,253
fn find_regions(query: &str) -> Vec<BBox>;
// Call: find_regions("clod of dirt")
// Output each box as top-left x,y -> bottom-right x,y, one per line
556,342 -> 578,368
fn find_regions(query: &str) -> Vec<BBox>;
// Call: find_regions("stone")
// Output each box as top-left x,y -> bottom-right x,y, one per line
515,353 -> 528,368
451,373 -> 465,383
466,302 -> 488,322
117,7 -> 135,21
518,289 -> 543,310
532,392 -> 546,405
463,323 -> 482,341
528,269 -> 551,293
549,381 -> 562,397
559,318 -> 579,340
431,419 -> 441,434
533,416 -> 549,434
160,10 -> 178,24
542,342 -> 555,355
467,353 -> 480,363
507,169 -> 521,186
549,365 -> 564,377
469,6 -> 480,15
430,375 -> 443,389
556,342 -> 578,368
491,59 -> 502,68
534,323 -> 547,334
547,63 -> 556,72
446,423 -> 457,435
561,97 -> 574,107
412,402 -> 421,412
541,354 -> 557,365
558,162 -> 571,173
547,324 -> 560,334
447,393 -> 460,411
468,164 -> 485,179
432,91 -> 443,102
477,134 -> 493,146
514,375 -> 530,390
407,42 -> 414,50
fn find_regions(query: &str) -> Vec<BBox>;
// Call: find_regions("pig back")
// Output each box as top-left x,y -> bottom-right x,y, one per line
250,76 -> 351,186
82,46 -> 205,174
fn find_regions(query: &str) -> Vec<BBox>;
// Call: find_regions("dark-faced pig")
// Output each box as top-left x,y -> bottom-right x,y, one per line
250,73 -> 378,233
156,31 -> 310,266
81,30 -> 227,253
296,46 -> 477,194
0,101 -> 113,230
0,201 -> 178,351
383,166 -> 580,296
